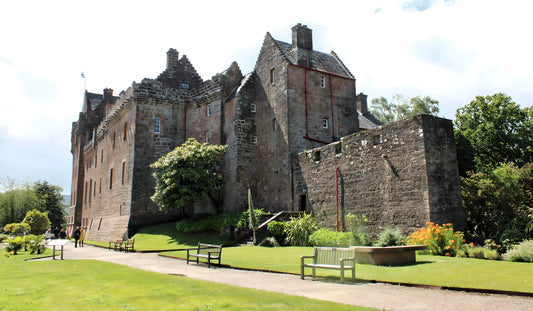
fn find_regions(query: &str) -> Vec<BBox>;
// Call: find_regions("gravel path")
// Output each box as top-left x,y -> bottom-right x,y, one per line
35,242 -> 532,311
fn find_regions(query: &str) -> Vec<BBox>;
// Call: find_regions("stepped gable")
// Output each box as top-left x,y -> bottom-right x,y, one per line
156,48 -> 203,89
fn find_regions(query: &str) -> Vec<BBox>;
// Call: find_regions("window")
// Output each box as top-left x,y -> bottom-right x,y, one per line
322,118 -> 329,129
205,132 -> 210,144
272,118 -> 277,131
94,181 -> 96,197
373,135 -> 382,145
123,122 -> 128,141
270,68 -> 275,84
101,150 -> 103,163
251,136 -> 258,144
95,154 -> 97,168
121,161 -> 125,185
314,151 -> 321,162
207,104 -> 211,116
109,169 -> 113,189
154,117 -> 161,134
251,103 -> 256,113
320,75 -> 326,88
99,178 -> 102,194
112,132 -> 116,150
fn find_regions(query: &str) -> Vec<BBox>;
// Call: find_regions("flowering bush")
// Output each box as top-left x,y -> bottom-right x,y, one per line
406,222 -> 464,256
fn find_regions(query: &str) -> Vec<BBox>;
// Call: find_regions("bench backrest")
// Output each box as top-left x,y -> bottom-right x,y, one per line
196,243 -> 222,255
313,247 -> 355,265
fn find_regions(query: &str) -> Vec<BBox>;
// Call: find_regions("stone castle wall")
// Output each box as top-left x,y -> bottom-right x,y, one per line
293,115 -> 465,234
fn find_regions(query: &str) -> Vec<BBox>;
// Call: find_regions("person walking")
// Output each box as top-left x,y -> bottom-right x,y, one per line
79,228 -> 85,247
73,227 -> 81,247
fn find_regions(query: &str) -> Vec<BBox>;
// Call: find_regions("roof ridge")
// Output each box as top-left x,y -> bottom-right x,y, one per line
330,51 -> 354,79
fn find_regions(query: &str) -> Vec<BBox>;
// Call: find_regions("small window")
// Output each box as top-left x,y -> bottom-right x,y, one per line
320,75 -> 326,88
322,118 -> 329,129
251,103 -> 256,113
112,132 -> 116,149
95,154 -> 97,168
154,117 -> 161,134
93,181 -> 96,197
270,68 -> 275,84
121,161 -> 126,185
101,150 -> 103,163
99,178 -> 102,194
181,83 -> 189,89
314,151 -> 321,162
205,132 -> 210,144
207,104 -> 211,116
373,135 -> 382,145
335,143 -> 342,154
251,136 -> 258,144
123,122 -> 128,141
272,119 -> 277,131
109,169 -> 113,189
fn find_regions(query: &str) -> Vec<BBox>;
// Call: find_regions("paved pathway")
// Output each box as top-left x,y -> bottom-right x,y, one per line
38,242 -> 532,311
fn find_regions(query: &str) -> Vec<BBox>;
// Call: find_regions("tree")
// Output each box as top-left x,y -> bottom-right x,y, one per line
33,181 -> 65,229
461,164 -> 531,249
150,138 -> 227,213
370,95 -> 439,124
248,188 -> 258,245
454,93 -> 533,172
22,209 -> 50,235
0,178 -> 38,227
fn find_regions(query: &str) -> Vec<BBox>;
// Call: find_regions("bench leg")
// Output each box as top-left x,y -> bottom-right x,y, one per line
340,262 -> 345,284
312,267 -> 316,280
351,266 -> 355,282
300,266 -> 304,280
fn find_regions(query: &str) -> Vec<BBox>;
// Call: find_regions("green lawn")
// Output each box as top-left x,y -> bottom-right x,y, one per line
92,221 -> 533,294
0,250 -> 373,311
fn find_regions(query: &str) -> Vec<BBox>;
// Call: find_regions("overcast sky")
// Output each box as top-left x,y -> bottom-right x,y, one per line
1,0 -> 532,194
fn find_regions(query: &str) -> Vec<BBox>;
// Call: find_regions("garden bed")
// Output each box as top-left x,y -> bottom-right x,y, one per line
354,245 -> 427,266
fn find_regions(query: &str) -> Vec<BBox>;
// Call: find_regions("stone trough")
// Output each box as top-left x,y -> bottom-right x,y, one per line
353,245 -> 427,266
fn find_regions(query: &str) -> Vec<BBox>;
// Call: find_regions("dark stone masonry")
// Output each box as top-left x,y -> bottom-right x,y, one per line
69,23 -> 464,241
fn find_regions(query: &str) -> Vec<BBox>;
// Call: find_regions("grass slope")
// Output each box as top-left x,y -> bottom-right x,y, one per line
0,250 -> 373,311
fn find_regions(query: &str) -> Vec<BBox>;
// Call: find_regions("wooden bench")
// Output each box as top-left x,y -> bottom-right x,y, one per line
123,239 -> 135,252
108,239 -> 123,251
186,243 -> 222,268
300,247 -> 356,283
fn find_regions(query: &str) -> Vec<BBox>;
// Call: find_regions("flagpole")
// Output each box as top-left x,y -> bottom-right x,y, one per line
81,72 -> 86,91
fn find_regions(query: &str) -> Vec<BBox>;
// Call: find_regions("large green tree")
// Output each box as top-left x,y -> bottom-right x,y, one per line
454,93 -> 533,174
461,164 -> 532,249
0,178 -> 38,227
150,138 -> 227,213
370,95 -> 439,124
33,181 -> 65,229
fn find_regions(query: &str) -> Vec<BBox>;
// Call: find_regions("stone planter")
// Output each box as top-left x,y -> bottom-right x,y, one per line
353,245 -> 427,266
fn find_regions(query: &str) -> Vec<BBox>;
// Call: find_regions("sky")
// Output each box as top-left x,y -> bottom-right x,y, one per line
1,0 -> 532,195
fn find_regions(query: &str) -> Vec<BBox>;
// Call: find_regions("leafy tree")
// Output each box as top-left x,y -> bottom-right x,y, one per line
461,164 -> 531,249
33,181 -> 65,229
370,95 -> 439,124
454,93 -> 533,172
150,138 -> 227,213
22,209 -> 50,235
0,178 -> 38,227
3,222 -> 30,236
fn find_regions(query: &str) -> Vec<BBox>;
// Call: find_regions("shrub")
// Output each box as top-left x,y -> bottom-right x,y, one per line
406,222 -> 464,256
5,236 -> 24,255
237,209 -> 268,230
309,228 -> 353,247
267,221 -> 287,244
175,212 -> 241,234
22,209 -> 50,235
483,248 -> 500,260
3,222 -> 31,236
504,240 -> 533,262
346,213 -> 372,246
375,228 -> 406,247
24,234 -> 46,255
258,237 -> 280,247
284,213 -> 318,246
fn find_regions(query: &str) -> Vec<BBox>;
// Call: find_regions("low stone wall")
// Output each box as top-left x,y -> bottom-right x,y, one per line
354,245 -> 427,266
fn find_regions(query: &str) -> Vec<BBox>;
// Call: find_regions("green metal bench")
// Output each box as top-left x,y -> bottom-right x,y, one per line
186,243 -> 222,268
300,247 -> 356,283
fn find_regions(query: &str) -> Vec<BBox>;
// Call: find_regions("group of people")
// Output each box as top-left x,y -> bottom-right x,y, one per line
44,226 -> 85,247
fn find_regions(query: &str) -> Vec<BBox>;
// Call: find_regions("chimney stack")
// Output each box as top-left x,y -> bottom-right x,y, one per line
356,93 -> 368,114
292,23 -> 313,50
167,48 -> 179,70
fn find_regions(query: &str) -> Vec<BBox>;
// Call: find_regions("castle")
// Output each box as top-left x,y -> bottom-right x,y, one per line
69,24 -> 465,241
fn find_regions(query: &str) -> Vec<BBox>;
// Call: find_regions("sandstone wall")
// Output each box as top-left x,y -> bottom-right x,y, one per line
293,115 -> 464,234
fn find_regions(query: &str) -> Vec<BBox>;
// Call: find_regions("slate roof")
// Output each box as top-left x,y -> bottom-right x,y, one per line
273,39 -> 354,79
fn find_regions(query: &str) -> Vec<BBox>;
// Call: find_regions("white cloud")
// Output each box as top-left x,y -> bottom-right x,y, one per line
0,0 -> 532,193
